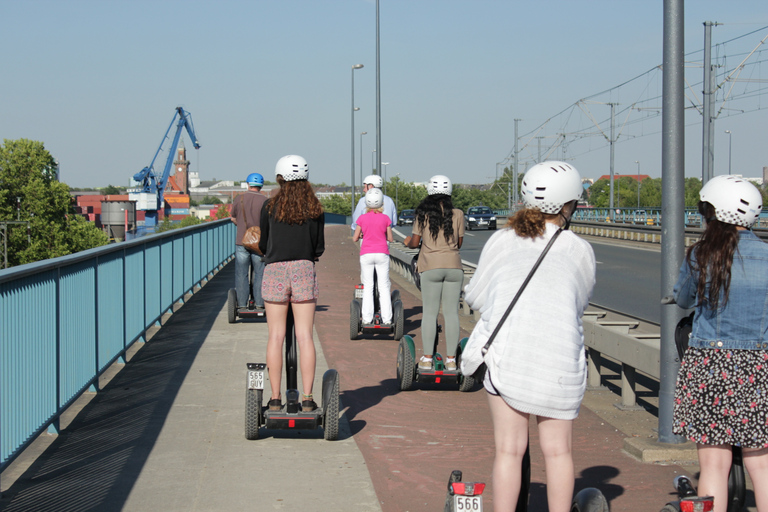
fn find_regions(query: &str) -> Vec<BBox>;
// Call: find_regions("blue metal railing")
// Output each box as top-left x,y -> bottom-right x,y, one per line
0,219 -> 234,470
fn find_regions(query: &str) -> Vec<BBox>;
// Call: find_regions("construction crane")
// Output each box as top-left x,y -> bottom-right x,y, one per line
132,107 -> 200,228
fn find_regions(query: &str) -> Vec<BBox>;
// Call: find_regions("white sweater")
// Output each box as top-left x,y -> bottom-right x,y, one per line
460,223 -> 596,420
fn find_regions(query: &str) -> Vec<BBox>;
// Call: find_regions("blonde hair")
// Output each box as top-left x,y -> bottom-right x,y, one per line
366,206 -> 384,214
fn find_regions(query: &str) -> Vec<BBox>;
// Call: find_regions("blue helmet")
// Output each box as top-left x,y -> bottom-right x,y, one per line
246,173 -> 264,187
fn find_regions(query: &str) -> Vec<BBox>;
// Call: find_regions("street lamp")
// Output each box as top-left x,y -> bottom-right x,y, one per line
372,149 -> 376,175
725,130 -> 732,175
394,173 -> 400,211
635,160 -> 640,208
351,64 -> 364,213
381,162 -> 389,193
359,132 -> 367,194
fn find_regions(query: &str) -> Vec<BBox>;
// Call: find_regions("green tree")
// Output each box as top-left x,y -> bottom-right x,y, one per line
155,215 -> 203,233
320,194 -> 353,216
101,184 -> 124,195
0,139 -> 108,267
214,204 -> 230,220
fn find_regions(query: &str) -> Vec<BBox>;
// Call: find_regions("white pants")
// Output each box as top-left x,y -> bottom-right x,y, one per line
360,253 -> 392,324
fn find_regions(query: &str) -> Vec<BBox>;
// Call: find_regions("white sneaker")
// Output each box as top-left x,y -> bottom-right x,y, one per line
418,356 -> 433,370
445,357 -> 457,371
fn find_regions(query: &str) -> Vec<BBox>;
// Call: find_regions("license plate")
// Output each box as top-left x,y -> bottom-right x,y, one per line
453,495 -> 482,511
478,220 -> 487,225
248,370 -> 264,390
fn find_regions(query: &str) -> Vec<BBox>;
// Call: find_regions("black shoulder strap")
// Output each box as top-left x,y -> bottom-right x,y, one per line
481,228 -> 563,356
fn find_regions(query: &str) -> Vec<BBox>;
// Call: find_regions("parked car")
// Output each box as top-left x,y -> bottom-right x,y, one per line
465,206 -> 497,231
397,209 -> 415,226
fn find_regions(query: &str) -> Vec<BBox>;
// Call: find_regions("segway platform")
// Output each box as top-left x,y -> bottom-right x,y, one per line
350,284 -> 404,340
228,288 -> 266,323
396,335 -> 479,392
244,310 -> 340,441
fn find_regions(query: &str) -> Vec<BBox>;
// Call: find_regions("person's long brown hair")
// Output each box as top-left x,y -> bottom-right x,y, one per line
265,176 -> 323,224
506,209 -> 559,238
686,201 -> 740,311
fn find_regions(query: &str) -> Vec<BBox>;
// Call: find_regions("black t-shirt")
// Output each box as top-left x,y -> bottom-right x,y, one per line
258,201 -> 325,264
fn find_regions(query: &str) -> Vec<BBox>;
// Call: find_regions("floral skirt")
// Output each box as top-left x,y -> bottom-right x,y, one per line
673,347 -> 768,448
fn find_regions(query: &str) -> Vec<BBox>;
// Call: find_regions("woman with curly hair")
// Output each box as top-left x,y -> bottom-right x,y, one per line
258,155 -> 324,413
404,175 -> 464,371
673,175 -> 768,512
460,162 -> 595,512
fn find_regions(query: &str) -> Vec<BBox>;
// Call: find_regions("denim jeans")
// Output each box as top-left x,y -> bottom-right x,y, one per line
235,245 -> 265,307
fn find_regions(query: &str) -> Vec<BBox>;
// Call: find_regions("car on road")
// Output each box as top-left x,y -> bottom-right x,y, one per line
397,209 -> 415,226
465,206 -> 497,231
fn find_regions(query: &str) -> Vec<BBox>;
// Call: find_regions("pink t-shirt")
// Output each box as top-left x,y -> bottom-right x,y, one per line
357,212 -> 391,256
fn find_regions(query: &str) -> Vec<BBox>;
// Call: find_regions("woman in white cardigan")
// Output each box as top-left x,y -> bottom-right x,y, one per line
461,161 -> 596,512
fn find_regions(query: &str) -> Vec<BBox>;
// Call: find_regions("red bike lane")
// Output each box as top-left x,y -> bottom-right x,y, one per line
314,225 -> 690,512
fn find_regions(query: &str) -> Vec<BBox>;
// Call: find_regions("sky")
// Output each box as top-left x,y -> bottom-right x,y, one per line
2,0 -> 767,189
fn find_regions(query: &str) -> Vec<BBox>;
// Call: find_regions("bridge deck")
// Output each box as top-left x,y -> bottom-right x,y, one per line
1,225 -> 755,512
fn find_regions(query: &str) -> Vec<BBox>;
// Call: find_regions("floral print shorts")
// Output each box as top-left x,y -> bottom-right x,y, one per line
673,347 -> 768,448
262,260 -> 319,303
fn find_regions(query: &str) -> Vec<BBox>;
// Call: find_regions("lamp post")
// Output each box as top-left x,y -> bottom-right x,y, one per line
394,173 -> 400,211
725,130 -> 732,175
381,162 -> 389,193
635,160 -> 641,208
372,149 -> 376,175
359,131 -> 367,195
351,64 -> 364,213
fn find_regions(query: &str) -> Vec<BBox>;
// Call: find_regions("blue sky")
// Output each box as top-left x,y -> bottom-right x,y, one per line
2,0 -> 767,189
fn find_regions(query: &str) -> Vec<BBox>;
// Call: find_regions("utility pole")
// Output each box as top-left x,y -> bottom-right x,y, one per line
608,103 -> 616,221
513,118 -> 520,212
375,0 -> 382,176
701,21 -> 720,184
659,0 -> 687,445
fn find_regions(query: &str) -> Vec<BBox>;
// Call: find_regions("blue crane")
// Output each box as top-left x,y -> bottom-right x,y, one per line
133,106 -> 200,228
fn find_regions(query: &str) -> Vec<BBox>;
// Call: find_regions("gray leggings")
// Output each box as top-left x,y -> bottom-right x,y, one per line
419,268 -> 464,356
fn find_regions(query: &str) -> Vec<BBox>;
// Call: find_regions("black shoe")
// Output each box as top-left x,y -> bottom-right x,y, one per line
301,399 -> 317,412
268,398 -> 282,411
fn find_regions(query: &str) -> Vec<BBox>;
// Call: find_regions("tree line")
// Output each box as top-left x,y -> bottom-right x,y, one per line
321,169 -> 768,215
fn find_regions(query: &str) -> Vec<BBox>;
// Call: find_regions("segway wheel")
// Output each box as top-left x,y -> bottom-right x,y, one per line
244,388 -> 262,440
228,289 -> 237,324
350,300 -> 361,340
570,487 -> 609,512
322,369 -> 340,441
393,300 -> 404,340
390,289 -> 401,304
397,338 -> 414,391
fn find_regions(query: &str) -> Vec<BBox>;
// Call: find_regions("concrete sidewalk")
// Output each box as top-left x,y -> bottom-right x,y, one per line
0,261 -> 380,512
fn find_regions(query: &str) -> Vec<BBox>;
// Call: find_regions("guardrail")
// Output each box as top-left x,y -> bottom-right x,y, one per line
0,219 -> 235,470
387,238 -> 661,411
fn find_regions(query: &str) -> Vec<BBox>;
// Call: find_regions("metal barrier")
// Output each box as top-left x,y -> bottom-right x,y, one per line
0,219 -> 235,470
387,239 -> 662,410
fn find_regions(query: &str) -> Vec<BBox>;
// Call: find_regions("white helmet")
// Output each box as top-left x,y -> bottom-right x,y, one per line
521,161 -> 582,214
275,155 -> 309,181
364,188 -> 384,209
363,174 -> 384,188
700,175 -> 763,227
427,175 -> 452,195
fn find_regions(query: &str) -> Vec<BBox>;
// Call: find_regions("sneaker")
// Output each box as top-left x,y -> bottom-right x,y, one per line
268,398 -> 282,411
301,399 -> 317,412
418,356 -> 433,370
445,358 -> 457,371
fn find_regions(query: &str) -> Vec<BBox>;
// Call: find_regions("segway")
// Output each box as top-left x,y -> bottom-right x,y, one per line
396,327 -> 478,392
350,269 -> 404,340
227,287 -> 265,323
245,308 -> 340,440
